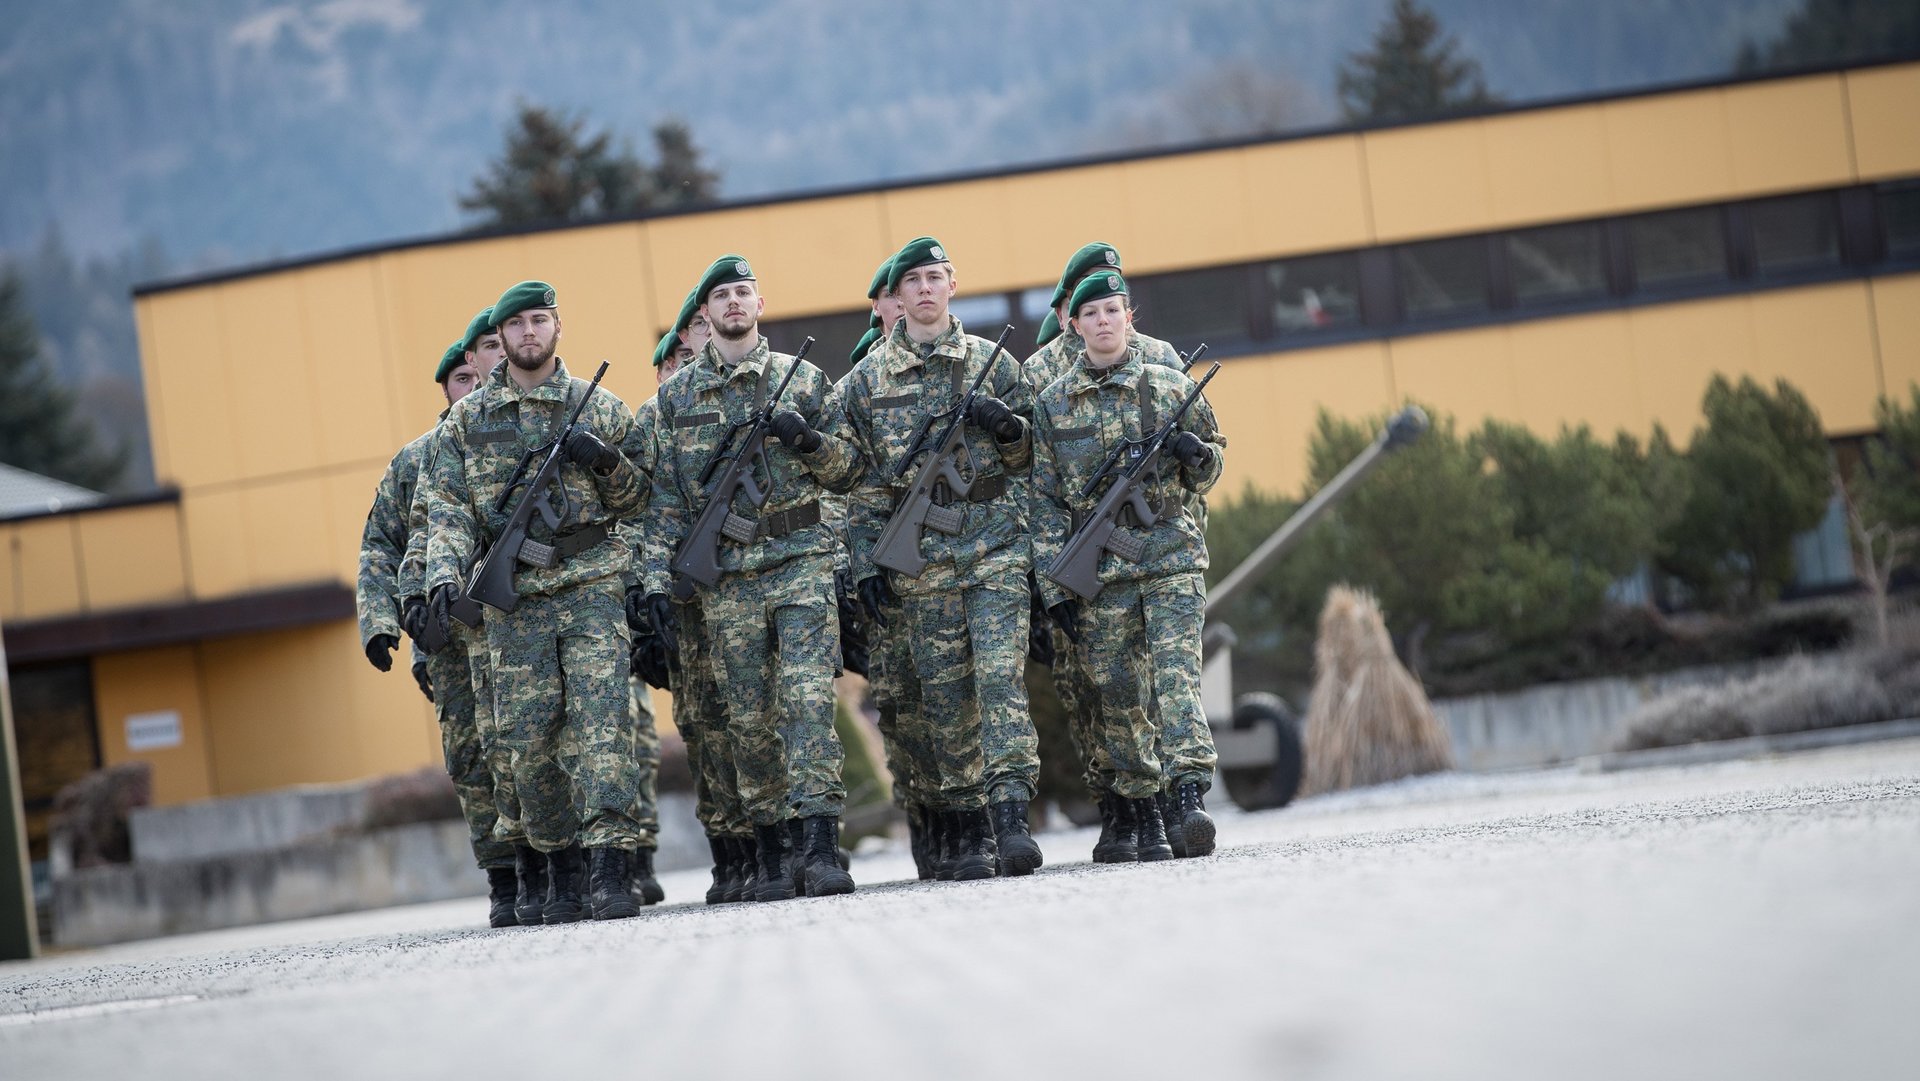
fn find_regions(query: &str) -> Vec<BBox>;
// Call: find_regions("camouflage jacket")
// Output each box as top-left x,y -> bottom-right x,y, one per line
832,316 -> 1033,594
641,338 -> 856,597
616,392 -> 662,590
1032,339 -> 1226,610
424,358 -> 645,599
1026,326 -> 1181,393
356,427 -> 434,647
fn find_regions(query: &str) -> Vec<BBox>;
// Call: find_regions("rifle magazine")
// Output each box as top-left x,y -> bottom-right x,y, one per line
924,503 -> 964,535
516,537 -> 559,570
1108,530 -> 1147,563
720,512 -> 758,544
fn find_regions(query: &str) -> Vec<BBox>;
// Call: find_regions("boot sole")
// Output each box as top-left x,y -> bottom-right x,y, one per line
543,902 -> 585,923
952,858 -> 996,881
754,883 -> 797,902
489,907 -> 520,929
1180,814 -> 1216,857
996,839 -> 1043,876
514,906 -> 545,925
592,898 -> 640,920
805,870 -> 855,895
1137,844 -> 1175,863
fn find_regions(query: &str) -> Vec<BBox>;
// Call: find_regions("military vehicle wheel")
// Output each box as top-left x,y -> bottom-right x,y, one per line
1219,693 -> 1303,810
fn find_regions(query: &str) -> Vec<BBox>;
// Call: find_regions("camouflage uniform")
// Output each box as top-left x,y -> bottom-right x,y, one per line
832,316 -> 1039,810
643,339 -> 858,826
626,678 -> 660,847
361,427 -> 515,869
1031,339 -> 1226,800
423,358 -> 646,853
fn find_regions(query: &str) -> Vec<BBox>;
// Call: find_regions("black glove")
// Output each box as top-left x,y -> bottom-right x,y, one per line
1169,430 -> 1213,470
411,658 -> 434,703
835,569 -> 870,678
365,634 -> 398,673
1027,576 -> 1055,666
968,395 -> 1022,442
625,586 -> 649,633
644,592 -> 678,658
769,409 -> 822,453
427,583 -> 458,648
1048,599 -> 1082,644
400,597 -> 428,644
563,429 -> 620,473
857,574 -> 898,628
630,632 -> 673,690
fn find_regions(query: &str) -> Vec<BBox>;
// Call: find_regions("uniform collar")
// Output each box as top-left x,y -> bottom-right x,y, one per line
485,356 -> 572,412
686,336 -> 771,396
881,315 -> 967,377
1064,340 -> 1145,397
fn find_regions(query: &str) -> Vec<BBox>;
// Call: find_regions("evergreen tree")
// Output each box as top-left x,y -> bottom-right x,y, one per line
0,267 -> 128,492
1336,0 -> 1502,123
1735,0 -> 1920,73
1658,376 -> 1832,610
459,104 -> 718,228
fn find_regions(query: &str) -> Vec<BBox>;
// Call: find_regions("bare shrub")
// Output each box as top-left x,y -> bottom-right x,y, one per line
1612,654 -> 1896,752
1303,585 -> 1454,794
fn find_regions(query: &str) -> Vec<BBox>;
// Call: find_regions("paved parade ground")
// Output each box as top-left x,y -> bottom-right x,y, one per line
3,739 -> 1917,1080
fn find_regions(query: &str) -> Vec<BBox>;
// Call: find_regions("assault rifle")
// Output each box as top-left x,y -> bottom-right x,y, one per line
670,337 -> 815,587
871,324 -> 1015,578
1178,342 -> 1207,373
464,360 -> 611,614
1044,359 -> 1221,602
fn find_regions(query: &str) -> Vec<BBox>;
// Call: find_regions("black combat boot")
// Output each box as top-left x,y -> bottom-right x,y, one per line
1132,798 -> 1174,863
752,822 -> 796,902
800,816 -> 856,896
785,817 -> 808,897
727,835 -> 757,903
990,800 -> 1043,877
952,808 -> 997,881
587,847 -> 639,920
907,804 -> 933,881
1092,795 -> 1135,864
1159,790 -> 1188,858
486,866 -> 519,928
544,844 -> 586,923
931,809 -> 959,881
705,836 -> 731,906
1173,781 -> 1216,858
632,845 -> 665,905
513,844 -> 549,925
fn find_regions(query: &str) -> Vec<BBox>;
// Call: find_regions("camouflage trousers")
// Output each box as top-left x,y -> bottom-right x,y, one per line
704,551 -> 845,825
424,619 -> 516,869
900,571 -> 1039,808
1049,622 -> 1106,795
627,677 -> 660,849
464,619 -> 526,848
1076,572 -> 1216,799
485,577 -> 641,852
673,594 -> 750,838
866,617 -> 937,809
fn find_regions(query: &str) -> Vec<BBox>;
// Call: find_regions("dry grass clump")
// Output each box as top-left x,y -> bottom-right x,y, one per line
1302,585 -> 1454,795
1612,654 -> 1896,752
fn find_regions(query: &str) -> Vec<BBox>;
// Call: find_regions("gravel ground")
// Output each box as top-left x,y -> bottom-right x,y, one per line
3,739 -> 1917,1081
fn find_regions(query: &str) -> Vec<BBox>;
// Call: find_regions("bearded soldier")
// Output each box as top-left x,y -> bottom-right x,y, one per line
640,255 -> 860,902
832,236 -> 1043,880
423,280 -> 648,922
358,318 -> 516,926
1031,272 -> 1225,862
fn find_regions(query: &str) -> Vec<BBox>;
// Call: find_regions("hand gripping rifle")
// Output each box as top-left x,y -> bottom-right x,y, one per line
670,337 -> 815,588
872,324 -> 1016,578
1044,358 -> 1221,602
464,360 -> 611,614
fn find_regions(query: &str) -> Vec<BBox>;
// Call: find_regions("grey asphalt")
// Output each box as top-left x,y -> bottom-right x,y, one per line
4,740 -> 1917,1081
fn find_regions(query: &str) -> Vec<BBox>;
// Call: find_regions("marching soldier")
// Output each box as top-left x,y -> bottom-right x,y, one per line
832,236 -> 1043,880
1031,271 -> 1226,862
640,255 -> 860,901
423,280 -> 649,922
358,321 -> 516,926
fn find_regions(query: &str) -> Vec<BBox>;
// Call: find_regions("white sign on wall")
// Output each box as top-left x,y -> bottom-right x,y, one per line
125,710 -> 183,751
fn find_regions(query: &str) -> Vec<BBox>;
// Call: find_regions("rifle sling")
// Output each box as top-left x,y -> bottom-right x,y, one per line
723,500 -> 821,543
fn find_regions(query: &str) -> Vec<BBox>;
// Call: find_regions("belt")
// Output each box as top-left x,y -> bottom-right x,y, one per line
720,500 -> 822,544
515,522 -> 609,570
929,473 -> 1008,507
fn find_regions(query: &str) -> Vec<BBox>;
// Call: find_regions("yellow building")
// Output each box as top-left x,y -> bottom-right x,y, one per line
4,59 -> 1917,852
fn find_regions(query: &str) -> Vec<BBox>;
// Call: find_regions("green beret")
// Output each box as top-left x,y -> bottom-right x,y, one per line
460,306 -> 495,353
887,236 -> 950,292
867,256 -> 895,300
1068,271 -> 1129,318
849,326 -> 880,365
869,311 -> 882,330
1050,242 -> 1122,309
1035,310 -> 1061,347
693,254 -> 755,306
433,338 -> 468,383
651,329 -> 678,369
671,285 -> 702,336
491,280 -> 557,326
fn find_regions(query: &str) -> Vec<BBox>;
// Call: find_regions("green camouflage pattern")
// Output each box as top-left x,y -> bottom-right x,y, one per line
1024,325 -> 1181,395
423,358 -> 645,600
867,622 -> 934,808
627,677 -> 660,848
897,569 -> 1038,806
1047,623 -> 1109,793
486,577 -> 641,852
640,339 -> 857,597
356,428 -> 434,646
426,616 -> 516,868
1074,573 -> 1215,797
1031,339 -> 1226,612
702,550 -> 846,824
673,592 -> 750,837
467,617 -> 523,845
